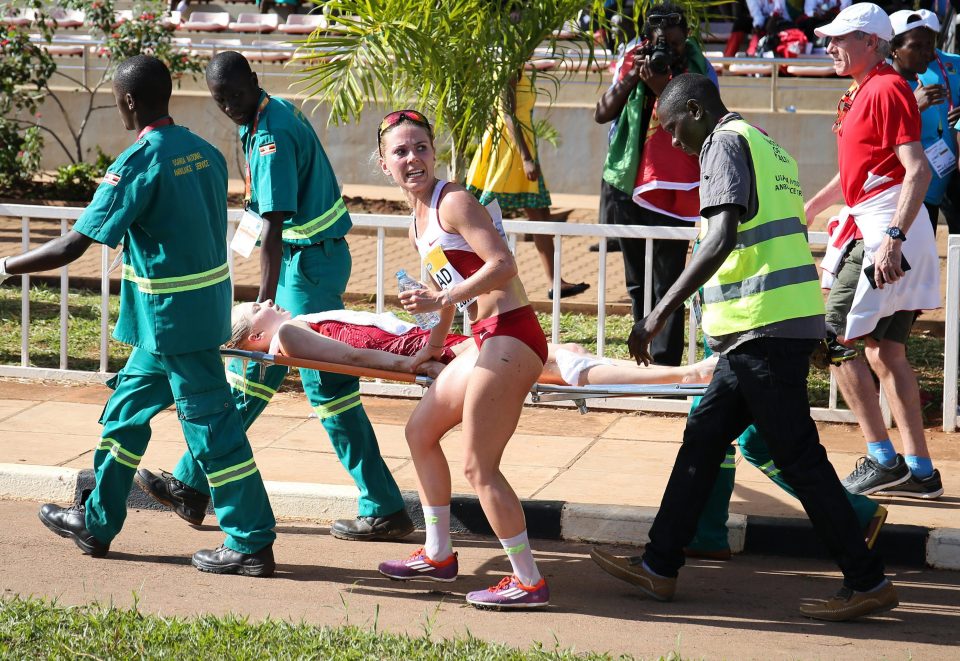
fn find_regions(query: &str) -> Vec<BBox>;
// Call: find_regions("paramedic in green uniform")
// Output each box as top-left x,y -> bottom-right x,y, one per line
0,55 -> 277,576
135,51 -> 413,541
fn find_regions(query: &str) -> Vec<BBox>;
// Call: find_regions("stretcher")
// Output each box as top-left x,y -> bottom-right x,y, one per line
220,349 -> 708,414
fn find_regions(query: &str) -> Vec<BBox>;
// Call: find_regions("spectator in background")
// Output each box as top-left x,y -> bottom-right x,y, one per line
725,0 -> 790,56
804,4 -> 943,500
595,2 -> 717,366
889,9 -> 960,234
796,1 -> 852,45
260,0 -> 301,22
466,4 -> 588,300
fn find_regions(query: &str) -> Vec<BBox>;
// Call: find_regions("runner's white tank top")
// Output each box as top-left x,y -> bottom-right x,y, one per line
413,179 -> 506,277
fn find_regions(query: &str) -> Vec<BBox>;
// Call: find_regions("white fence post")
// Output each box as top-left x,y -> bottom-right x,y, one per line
944,237 -> 960,432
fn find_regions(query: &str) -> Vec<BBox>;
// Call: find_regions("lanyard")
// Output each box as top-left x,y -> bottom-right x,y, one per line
935,54 -> 954,111
834,62 -> 884,134
244,94 -> 271,207
137,116 -> 173,140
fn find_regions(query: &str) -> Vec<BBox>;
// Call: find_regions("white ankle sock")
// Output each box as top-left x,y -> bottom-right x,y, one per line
422,505 -> 452,561
500,530 -> 542,586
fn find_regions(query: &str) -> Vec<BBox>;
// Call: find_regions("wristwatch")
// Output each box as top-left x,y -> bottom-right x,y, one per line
884,227 -> 906,241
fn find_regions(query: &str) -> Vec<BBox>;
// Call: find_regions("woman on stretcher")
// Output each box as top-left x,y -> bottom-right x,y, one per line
228,301 -> 717,388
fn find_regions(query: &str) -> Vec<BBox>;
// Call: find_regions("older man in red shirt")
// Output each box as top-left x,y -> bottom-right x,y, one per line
805,3 -> 942,500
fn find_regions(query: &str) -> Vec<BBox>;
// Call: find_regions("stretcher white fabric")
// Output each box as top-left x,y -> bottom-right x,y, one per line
220,349 -> 708,413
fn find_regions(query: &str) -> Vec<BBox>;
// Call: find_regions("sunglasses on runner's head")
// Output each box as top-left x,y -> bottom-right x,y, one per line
378,110 -> 432,144
646,12 -> 683,28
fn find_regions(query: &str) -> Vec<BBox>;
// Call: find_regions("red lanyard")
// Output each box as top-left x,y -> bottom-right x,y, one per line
935,54 -> 954,111
834,62 -> 883,134
137,116 -> 173,140
244,94 -> 271,207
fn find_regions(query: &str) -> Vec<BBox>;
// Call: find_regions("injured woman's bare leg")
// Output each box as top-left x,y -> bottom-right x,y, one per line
540,343 -> 718,387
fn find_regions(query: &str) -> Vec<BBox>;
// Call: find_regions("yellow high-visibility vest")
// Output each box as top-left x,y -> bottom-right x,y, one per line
700,120 -> 825,337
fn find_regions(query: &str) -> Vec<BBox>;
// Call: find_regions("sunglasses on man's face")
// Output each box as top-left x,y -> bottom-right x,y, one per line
377,109 -> 431,143
646,12 -> 683,28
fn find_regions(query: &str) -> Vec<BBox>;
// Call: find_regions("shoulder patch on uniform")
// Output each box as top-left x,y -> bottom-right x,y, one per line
103,172 -> 122,186
259,142 -> 276,156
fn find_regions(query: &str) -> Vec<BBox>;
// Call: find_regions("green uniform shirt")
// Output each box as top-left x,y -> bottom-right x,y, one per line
239,91 -> 352,245
73,122 -> 232,355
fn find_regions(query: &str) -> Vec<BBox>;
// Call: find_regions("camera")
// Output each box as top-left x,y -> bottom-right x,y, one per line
640,36 -> 674,75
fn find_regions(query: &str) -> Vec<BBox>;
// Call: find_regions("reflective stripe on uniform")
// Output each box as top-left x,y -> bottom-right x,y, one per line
226,370 -> 277,403
733,216 -> 808,251
760,460 -> 780,478
281,197 -> 348,241
701,263 -> 820,305
720,450 -> 737,469
207,457 -> 259,488
314,390 -> 362,420
122,262 -> 230,295
96,437 -> 143,470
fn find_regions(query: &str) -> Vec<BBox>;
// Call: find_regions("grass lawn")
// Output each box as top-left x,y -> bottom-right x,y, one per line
0,596 -> 675,660
0,284 -> 946,423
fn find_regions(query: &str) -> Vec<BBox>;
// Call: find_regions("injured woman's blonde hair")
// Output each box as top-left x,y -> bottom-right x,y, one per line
225,304 -> 254,350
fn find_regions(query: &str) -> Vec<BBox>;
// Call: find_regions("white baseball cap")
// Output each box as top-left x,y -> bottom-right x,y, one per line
814,2 -> 894,41
889,9 -> 941,36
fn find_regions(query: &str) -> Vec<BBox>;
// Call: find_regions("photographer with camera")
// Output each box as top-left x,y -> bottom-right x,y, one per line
595,2 -> 716,366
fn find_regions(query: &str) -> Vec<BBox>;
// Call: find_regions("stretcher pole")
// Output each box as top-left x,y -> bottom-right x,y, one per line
220,349 -> 433,385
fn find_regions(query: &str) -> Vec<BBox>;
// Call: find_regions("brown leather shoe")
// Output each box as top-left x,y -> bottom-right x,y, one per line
800,581 -> 898,621
589,547 -> 676,601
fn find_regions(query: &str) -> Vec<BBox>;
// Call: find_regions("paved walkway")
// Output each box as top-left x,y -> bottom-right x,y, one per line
1,380 -> 958,531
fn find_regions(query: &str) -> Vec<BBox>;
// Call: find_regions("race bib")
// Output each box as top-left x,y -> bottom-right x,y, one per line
231,209 -> 264,258
424,244 -> 477,313
924,138 -> 956,179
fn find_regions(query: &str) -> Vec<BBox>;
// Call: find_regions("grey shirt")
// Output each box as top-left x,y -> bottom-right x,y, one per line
698,114 -> 825,354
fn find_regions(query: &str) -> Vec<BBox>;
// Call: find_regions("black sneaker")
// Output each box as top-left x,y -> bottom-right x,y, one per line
135,468 -> 209,526
192,543 -> 275,577
841,455 -> 911,495
38,490 -> 110,558
330,509 -> 415,541
876,469 -> 944,500
826,338 -> 857,365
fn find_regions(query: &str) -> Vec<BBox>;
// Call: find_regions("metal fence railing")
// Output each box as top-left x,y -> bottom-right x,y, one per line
1,203 -> 953,427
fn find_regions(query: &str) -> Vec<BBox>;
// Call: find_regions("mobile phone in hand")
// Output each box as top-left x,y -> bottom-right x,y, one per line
864,254 -> 911,289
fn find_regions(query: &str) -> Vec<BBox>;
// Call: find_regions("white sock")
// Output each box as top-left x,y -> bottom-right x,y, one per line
500,530 -> 541,586
422,505 -> 452,561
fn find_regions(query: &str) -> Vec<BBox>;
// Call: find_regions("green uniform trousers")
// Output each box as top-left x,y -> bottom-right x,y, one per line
86,347 -> 276,554
688,352 -> 879,553
172,239 -> 404,517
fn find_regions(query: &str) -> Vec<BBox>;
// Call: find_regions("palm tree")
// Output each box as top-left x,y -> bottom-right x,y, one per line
294,0 -> 713,180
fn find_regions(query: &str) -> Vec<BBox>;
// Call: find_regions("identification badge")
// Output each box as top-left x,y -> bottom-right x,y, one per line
424,244 -> 476,313
924,138 -> 956,179
231,210 -> 264,258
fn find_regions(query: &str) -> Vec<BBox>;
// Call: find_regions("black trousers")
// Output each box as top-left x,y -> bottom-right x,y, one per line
599,180 -> 689,366
642,337 -> 886,592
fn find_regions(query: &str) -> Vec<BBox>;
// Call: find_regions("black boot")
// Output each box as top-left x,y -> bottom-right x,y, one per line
135,468 -> 209,525
38,490 -> 110,558
330,508 -> 415,541
192,543 -> 275,577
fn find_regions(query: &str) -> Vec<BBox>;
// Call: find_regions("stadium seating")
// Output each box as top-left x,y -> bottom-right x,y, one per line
277,13 -> 326,34
44,8 -> 84,29
229,13 -> 279,33
2,6 -> 32,26
242,40 -> 293,62
180,11 -> 230,32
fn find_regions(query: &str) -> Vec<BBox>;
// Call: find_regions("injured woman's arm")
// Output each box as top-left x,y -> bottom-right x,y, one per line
275,321 -> 449,378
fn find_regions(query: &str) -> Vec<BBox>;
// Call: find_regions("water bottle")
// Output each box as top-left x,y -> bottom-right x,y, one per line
396,269 -> 440,330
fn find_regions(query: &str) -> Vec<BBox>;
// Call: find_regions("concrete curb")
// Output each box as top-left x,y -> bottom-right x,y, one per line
0,462 -> 948,569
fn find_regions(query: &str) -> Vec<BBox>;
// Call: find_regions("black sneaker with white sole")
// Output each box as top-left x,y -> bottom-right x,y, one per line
841,454 -> 911,495
876,469 -> 944,500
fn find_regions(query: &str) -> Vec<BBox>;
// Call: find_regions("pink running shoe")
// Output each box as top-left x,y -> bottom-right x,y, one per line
378,548 -> 458,582
466,575 -> 550,610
